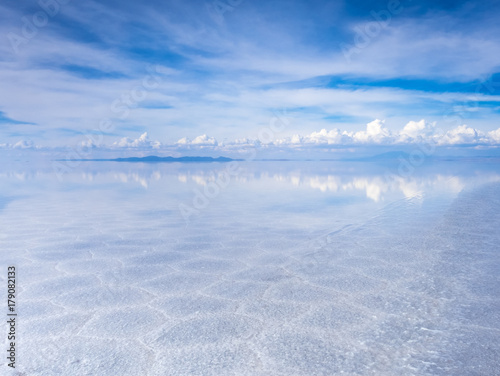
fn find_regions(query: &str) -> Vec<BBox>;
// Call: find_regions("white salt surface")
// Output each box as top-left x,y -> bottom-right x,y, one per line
0,160 -> 499,375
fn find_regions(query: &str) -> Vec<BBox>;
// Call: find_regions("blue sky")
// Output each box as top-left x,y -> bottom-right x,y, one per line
1,0 -> 500,152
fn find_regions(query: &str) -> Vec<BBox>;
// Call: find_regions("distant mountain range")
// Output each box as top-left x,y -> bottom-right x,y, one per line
62,152 -> 500,164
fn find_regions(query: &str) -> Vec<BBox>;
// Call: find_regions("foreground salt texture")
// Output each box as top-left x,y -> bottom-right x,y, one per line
1,161 -> 499,375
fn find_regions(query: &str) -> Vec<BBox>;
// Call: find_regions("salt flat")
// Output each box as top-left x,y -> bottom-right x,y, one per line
1,160 -> 499,375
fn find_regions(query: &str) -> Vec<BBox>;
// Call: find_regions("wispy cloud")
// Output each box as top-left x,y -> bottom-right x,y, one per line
1,0 -> 499,148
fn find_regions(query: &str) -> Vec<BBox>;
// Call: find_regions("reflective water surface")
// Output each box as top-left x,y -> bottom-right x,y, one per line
1,158 -> 499,375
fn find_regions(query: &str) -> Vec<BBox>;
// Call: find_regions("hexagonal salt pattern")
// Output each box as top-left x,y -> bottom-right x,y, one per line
1,161 -> 499,375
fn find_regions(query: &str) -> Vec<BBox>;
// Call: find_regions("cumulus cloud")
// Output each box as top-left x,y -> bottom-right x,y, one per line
399,120 -> 436,141
12,140 -> 35,149
192,134 -> 218,145
176,137 -> 189,145
273,120 -> 397,146
271,121 -> 500,147
0,140 -> 37,149
352,119 -> 391,144
81,138 -> 98,149
272,120 -> 391,146
113,132 -> 161,149
176,134 -> 218,146
102,121 -> 500,154
304,129 -> 345,144
439,125 -> 485,145
489,128 -> 500,143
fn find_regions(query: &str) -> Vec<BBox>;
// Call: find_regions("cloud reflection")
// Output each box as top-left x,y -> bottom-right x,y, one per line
2,162 -> 499,203
175,172 -> 478,202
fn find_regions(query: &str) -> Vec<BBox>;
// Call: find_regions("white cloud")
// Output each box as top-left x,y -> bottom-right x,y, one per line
439,125 -> 484,145
0,140 -> 39,149
270,121 -> 500,147
2,1 -> 500,149
176,134 -> 218,146
290,134 -> 302,144
305,129 -> 344,144
73,121 -> 500,157
352,119 -> 391,143
113,132 -> 161,149
488,127 -> 500,143
270,119 -> 392,146
192,134 -> 218,145
176,137 -> 189,145
12,140 -> 35,149
399,120 -> 436,141
81,139 -> 98,149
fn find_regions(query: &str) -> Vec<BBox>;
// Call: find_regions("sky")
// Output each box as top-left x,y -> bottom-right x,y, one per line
1,0 -> 500,155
